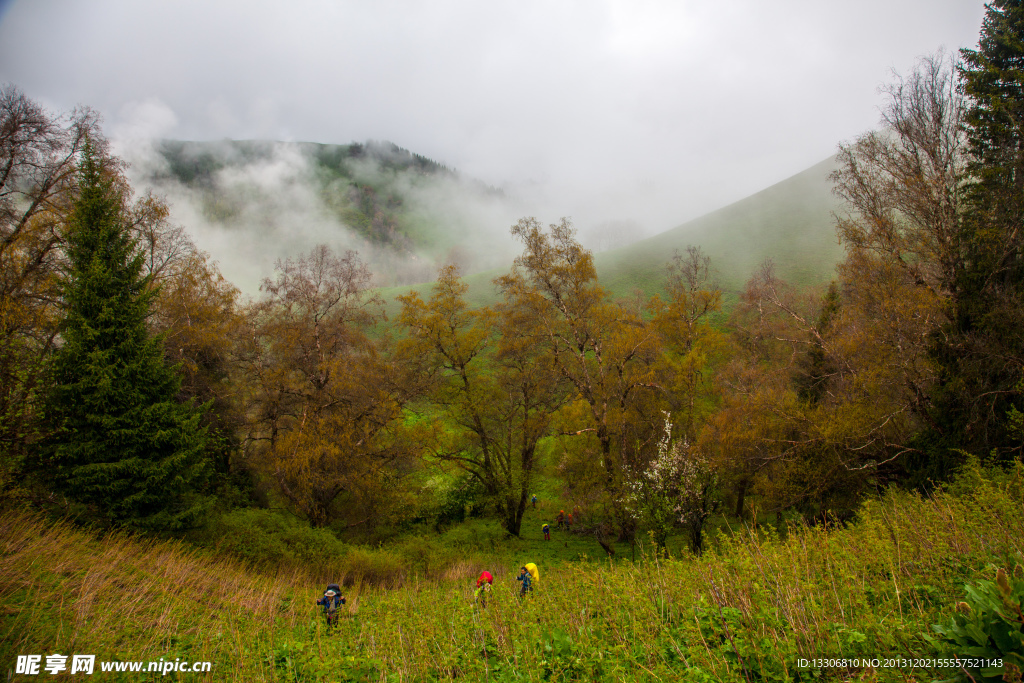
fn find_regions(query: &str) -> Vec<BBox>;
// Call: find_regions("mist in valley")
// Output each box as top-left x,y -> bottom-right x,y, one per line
116,125 -> 662,296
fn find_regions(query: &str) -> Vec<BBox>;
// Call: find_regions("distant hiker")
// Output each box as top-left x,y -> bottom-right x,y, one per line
517,566 -> 532,597
474,570 -> 494,607
531,494 -> 537,509
542,523 -> 550,541
556,510 -> 565,529
317,584 -> 345,626
566,512 -> 573,530
572,505 -> 580,521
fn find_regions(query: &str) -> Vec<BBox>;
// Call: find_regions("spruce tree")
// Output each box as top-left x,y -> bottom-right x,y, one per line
41,143 -> 210,529
961,0 -> 1024,241
911,2 -> 1024,474
937,1 -> 1024,462
959,0 -> 1024,317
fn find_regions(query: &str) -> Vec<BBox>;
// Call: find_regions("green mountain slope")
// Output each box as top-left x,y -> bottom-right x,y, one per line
155,139 -> 469,251
140,139 -> 520,290
596,157 -> 843,298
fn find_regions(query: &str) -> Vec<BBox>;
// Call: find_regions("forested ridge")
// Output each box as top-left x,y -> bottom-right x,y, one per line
155,138 -> 463,249
3,4 -> 1024,681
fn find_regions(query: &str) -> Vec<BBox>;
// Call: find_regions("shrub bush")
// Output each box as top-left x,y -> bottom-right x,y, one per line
338,545 -> 405,587
202,508 -> 348,573
433,474 -> 488,529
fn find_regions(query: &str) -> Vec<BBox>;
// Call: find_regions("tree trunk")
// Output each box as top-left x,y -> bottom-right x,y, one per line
734,477 -> 750,519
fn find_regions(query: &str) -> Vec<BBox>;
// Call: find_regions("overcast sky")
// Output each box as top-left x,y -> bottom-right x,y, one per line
0,0 -> 988,232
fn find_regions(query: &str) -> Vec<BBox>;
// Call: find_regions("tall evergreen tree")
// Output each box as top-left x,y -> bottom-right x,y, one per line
928,1 -> 1024,463
40,143 -> 210,529
961,0 -> 1024,244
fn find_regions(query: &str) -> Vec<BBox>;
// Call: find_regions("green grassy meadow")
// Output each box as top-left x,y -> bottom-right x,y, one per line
3,464 -> 1022,682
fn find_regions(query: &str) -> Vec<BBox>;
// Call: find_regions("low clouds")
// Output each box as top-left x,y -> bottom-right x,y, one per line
116,129 -> 531,293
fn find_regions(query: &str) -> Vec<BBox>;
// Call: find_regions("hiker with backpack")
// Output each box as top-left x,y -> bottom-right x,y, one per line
317,584 -> 345,626
517,563 -> 539,598
474,570 -> 494,607
516,566 -> 532,597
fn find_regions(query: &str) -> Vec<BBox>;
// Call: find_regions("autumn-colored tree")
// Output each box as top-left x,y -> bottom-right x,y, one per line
497,218 -> 662,537
398,265 -> 563,536
649,246 -> 726,441
709,265 -> 809,517
149,250 -> 242,476
705,355 -> 794,518
238,245 -> 412,527
0,86 -> 98,484
830,53 -> 988,480
713,261 -> 917,518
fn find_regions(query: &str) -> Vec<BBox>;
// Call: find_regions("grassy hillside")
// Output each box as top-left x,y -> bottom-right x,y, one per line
595,157 -> 843,299
3,465 -> 1022,681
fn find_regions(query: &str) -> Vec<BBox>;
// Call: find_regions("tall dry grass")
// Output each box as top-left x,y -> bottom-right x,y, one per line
0,511 -> 310,681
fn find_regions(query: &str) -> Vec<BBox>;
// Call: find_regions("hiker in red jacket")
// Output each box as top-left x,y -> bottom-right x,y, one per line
474,570 -> 494,607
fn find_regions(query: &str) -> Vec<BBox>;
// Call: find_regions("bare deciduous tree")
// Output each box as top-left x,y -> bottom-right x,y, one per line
0,85 -> 99,465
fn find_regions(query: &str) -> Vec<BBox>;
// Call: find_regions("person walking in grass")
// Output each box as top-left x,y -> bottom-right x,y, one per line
556,510 -> 565,529
532,494 -> 537,509
517,566 -> 533,597
317,584 -> 345,626
474,570 -> 494,607
517,563 -> 540,598
542,523 -> 550,541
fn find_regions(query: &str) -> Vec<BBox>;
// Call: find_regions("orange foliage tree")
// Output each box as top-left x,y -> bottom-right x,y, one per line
398,265 -> 564,536
238,245 -> 414,527
497,218 -> 665,537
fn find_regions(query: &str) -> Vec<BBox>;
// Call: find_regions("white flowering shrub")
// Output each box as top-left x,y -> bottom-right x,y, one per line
623,414 -> 720,554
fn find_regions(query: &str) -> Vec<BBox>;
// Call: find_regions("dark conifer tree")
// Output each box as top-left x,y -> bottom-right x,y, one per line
40,143 -> 211,529
959,0 -> 1024,319
929,1 -> 1024,462
961,0 -> 1024,241
912,2 -> 1024,475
